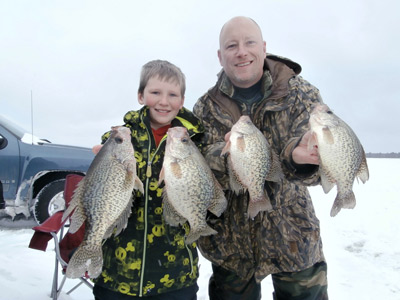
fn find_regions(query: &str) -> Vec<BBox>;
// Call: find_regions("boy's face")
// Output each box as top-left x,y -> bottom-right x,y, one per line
138,76 -> 184,129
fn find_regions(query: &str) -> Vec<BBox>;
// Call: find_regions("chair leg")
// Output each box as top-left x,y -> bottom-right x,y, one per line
50,254 -> 59,300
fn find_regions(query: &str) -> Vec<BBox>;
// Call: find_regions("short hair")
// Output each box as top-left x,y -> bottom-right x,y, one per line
138,60 -> 186,97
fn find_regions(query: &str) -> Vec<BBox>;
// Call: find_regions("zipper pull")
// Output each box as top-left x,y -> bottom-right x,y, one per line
146,162 -> 152,177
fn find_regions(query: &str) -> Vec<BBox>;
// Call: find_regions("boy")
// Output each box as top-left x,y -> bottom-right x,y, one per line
93,60 -> 204,300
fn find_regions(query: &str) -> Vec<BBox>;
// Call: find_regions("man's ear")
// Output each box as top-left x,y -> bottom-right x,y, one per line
218,49 -> 223,66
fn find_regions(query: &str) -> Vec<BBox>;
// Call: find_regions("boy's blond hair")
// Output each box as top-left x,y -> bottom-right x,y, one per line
138,60 -> 186,97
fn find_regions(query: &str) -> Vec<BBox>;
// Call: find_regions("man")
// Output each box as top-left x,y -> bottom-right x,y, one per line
193,16 -> 328,299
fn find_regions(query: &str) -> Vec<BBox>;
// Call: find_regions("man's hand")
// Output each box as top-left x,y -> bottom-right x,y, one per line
292,131 -> 319,165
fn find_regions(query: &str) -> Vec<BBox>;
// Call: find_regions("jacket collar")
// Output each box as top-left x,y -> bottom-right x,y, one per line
207,54 -> 301,122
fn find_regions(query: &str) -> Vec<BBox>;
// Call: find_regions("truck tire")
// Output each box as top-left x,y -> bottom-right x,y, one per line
33,179 -> 66,224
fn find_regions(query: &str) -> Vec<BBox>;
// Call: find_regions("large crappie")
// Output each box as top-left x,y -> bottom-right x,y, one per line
159,127 -> 227,245
62,126 -> 144,278
221,115 -> 283,218
309,103 -> 369,217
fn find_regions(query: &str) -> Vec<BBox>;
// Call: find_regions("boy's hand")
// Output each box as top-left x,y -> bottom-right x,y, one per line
92,144 -> 103,155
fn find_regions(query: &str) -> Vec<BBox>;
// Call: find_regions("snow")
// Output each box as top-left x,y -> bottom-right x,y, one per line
0,158 -> 399,299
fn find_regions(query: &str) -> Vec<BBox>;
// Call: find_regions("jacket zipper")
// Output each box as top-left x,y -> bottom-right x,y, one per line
139,130 -> 167,296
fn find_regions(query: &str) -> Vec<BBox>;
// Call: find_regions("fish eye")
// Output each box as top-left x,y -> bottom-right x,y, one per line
114,137 -> 123,144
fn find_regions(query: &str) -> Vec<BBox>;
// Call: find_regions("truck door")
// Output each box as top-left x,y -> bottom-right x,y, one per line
0,125 -> 21,202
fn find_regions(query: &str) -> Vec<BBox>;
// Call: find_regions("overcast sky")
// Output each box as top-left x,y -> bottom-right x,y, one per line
1,0 -> 399,153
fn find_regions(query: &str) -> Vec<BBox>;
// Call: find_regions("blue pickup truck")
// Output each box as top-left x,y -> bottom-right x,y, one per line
0,115 -> 94,224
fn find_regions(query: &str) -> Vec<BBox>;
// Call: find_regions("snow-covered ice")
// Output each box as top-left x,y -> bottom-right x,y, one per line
0,158 -> 399,299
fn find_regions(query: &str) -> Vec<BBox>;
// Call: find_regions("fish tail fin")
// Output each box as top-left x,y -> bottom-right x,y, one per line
248,194 -> 273,219
66,243 -> 103,279
185,224 -> 217,245
330,190 -> 356,217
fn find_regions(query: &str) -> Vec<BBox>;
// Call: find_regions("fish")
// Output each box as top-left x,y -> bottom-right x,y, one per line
62,126 -> 144,278
221,115 -> 283,218
309,103 -> 369,217
159,127 -> 227,245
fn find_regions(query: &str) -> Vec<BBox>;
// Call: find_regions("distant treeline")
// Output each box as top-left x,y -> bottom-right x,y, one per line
366,152 -> 400,158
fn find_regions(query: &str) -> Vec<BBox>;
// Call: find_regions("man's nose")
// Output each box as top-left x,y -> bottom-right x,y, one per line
236,43 -> 248,56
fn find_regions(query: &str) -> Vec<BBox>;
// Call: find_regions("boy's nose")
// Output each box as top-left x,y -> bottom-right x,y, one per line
159,95 -> 169,105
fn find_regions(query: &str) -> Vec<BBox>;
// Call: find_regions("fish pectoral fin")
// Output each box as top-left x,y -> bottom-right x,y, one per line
170,161 -> 182,179
162,195 -> 186,226
134,176 -> 144,194
236,135 -> 246,152
322,126 -> 335,144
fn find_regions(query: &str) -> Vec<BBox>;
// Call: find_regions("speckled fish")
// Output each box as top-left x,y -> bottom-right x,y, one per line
62,126 -> 144,278
159,127 -> 227,245
309,103 -> 369,217
221,115 -> 283,218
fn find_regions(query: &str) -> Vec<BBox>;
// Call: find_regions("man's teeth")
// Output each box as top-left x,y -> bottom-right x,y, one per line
237,62 -> 251,67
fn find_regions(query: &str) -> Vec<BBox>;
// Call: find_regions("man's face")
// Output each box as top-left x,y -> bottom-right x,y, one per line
218,17 -> 266,88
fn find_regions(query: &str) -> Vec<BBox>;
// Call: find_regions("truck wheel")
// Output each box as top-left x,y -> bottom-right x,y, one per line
33,179 -> 66,224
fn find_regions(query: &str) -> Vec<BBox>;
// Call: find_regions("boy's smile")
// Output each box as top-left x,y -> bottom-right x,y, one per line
138,76 -> 184,129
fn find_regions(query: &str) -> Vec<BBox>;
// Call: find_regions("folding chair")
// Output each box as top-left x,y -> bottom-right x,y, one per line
29,174 -> 93,300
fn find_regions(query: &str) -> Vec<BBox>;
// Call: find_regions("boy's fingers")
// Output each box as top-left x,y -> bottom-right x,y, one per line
92,144 -> 103,154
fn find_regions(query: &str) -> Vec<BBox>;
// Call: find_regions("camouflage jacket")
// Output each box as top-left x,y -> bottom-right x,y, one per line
94,106 -> 204,296
193,54 -> 325,283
